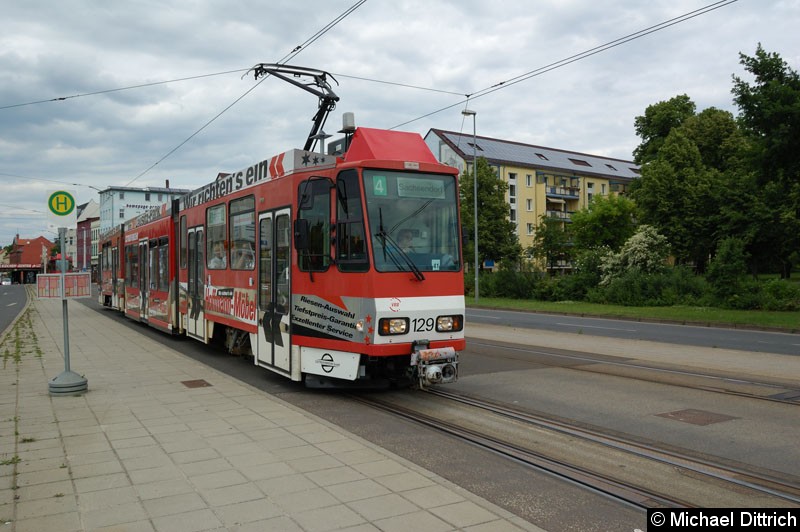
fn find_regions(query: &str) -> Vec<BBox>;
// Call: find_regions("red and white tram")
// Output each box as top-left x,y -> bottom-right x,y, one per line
98,65 -> 464,388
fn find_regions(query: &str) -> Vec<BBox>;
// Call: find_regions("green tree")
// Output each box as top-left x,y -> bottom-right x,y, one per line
570,194 -> 638,252
528,215 -> 571,275
732,44 -> 800,278
706,237 -> 748,301
733,44 -> 800,181
460,157 -> 522,268
600,225 -> 669,285
631,100 -> 751,272
632,94 -> 696,165
681,107 -> 748,172
631,129 -> 722,270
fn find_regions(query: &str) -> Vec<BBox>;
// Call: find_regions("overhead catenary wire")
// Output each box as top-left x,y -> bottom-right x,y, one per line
1,0 -> 736,189
0,2 -> 370,113
124,0 -> 369,186
0,69 -> 250,111
391,0 -> 739,130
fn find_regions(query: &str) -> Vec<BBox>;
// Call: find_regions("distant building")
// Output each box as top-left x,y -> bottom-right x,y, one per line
1,235 -> 56,283
66,200 -> 99,274
425,129 -> 640,272
99,184 -> 190,235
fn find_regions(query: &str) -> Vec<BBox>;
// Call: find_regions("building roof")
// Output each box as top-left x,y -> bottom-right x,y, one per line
99,185 -> 192,194
428,129 -> 640,181
9,235 -> 54,267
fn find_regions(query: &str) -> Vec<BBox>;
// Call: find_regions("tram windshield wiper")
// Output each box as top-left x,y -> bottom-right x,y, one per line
376,230 -> 425,281
377,209 -> 424,281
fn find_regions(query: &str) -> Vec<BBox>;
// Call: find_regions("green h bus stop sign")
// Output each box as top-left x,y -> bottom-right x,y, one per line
45,189 -> 87,395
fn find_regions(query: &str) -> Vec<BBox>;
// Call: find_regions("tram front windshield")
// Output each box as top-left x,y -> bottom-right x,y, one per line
363,170 -> 461,273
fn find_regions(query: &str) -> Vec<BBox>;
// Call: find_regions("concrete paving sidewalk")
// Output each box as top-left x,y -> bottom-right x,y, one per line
0,289 -> 542,532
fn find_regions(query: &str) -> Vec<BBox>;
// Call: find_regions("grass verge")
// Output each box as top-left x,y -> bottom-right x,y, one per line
467,297 -> 799,332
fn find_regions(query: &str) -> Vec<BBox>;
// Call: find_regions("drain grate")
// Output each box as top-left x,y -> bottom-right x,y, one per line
181,379 -> 212,388
656,408 -> 738,426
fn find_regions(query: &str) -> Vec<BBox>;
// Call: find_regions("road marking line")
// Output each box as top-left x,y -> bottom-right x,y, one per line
556,322 -> 637,332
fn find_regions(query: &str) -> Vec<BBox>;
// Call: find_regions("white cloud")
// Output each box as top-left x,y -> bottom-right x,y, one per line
1,0 -> 798,244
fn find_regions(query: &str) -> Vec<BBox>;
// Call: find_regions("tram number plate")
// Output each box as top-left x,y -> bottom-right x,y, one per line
412,318 -> 435,332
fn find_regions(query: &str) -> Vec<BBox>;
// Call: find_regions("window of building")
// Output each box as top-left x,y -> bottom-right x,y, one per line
467,142 -> 484,151
119,192 -> 125,200
145,193 -> 151,201
569,158 -> 591,167
536,153 -> 548,161
527,223 -> 534,235
605,164 -> 617,171
230,196 -> 255,270
119,209 -> 125,219
526,174 -> 532,187
602,184 -> 607,195
509,184 -> 516,204
526,199 -> 533,211
206,204 -> 227,269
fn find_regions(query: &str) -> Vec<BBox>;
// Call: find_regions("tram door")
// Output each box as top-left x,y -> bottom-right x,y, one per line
111,246 -> 119,307
255,209 -> 292,374
138,240 -> 149,318
186,227 -> 205,340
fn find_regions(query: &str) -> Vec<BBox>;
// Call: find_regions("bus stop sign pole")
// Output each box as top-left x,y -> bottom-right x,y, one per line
46,191 -> 88,396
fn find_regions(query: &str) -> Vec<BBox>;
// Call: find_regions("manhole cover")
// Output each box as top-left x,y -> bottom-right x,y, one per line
656,408 -> 737,426
181,379 -> 212,388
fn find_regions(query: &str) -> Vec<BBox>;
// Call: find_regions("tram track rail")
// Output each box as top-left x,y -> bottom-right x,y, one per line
352,388 -> 800,509
468,340 -> 800,406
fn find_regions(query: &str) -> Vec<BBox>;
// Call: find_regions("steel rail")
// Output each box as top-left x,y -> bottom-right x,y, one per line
468,339 -> 800,405
349,394 -> 687,510
426,388 -> 800,506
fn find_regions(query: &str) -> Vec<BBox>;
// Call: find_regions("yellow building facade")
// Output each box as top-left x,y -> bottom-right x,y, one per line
425,129 -> 639,270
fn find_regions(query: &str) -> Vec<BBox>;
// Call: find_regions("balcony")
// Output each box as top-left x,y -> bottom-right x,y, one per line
546,210 -> 572,222
546,186 -> 579,199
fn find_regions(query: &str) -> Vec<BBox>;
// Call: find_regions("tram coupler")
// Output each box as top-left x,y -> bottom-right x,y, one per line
411,340 -> 458,388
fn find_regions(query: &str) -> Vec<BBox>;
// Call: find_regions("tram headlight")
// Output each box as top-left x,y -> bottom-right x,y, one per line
379,318 -> 408,335
436,315 -> 463,332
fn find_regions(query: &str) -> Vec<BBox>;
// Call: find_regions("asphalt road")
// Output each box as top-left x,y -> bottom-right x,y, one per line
2,284 -> 796,355
0,284 -> 27,334
467,307 -> 800,356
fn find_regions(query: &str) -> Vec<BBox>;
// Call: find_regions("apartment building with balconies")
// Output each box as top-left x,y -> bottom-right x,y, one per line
425,129 -> 639,269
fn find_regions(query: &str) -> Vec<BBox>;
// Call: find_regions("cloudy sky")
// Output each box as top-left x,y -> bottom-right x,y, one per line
1,0 -> 797,246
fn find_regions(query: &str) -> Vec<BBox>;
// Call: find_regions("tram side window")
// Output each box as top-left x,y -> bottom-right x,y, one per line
149,241 -> 159,290
336,170 -> 368,272
180,216 -> 187,269
230,196 -> 255,270
124,245 -> 130,284
297,179 -> 331,272
126,244 -> 139,287
206,204 -> 227,269
158,238 -> 169,291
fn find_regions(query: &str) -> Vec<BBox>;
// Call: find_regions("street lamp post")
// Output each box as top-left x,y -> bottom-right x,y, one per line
461,109 -> 479,300
82,227 -> 88,271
